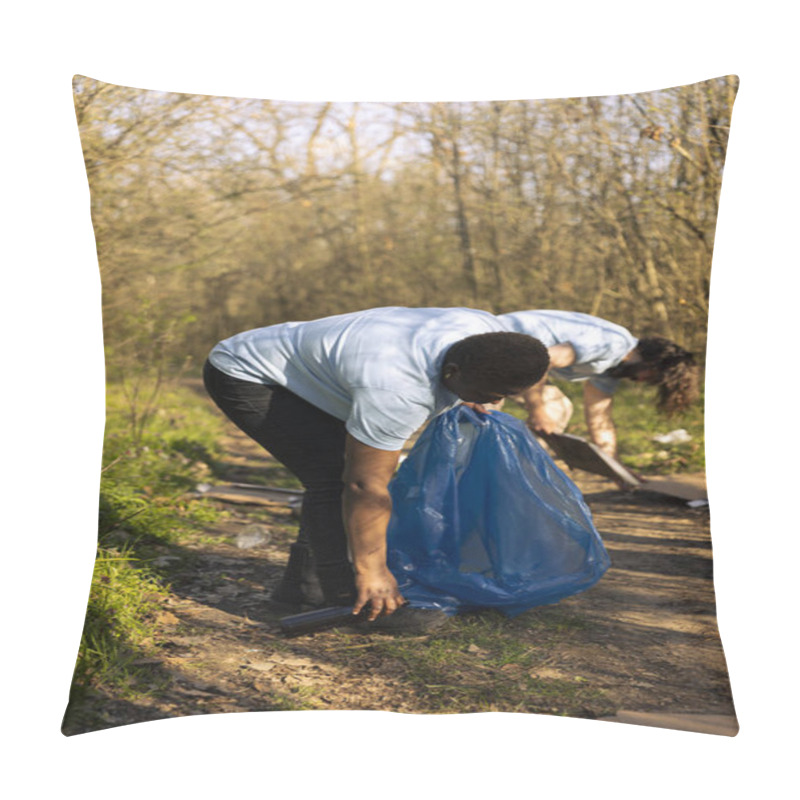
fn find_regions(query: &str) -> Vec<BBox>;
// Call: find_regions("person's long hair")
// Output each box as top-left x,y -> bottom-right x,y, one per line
637,337 -> 700,415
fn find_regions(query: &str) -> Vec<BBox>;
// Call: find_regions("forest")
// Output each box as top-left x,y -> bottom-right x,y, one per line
74,75 -> 737,384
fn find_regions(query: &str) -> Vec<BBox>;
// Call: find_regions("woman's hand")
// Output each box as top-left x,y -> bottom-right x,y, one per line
526,407 -> 564,435
353,566 -> 406,621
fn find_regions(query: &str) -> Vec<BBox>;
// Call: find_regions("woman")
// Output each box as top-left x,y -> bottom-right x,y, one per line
498,310 -> 699,459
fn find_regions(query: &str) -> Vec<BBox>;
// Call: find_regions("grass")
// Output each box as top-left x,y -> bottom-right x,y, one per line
66,379 -> 231,717
98,382 -> 230,548
62,539 -> 173,735
351,611 -> 611,715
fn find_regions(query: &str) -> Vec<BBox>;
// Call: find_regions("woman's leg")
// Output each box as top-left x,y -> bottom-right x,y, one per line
203,360 -> 355,604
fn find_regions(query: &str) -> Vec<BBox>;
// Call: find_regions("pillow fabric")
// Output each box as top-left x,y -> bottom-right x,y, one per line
63,75 -> 739,736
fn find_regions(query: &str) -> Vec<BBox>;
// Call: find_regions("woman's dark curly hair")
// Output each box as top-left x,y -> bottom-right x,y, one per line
637,336 -> 700,415
445,332 -> 550,390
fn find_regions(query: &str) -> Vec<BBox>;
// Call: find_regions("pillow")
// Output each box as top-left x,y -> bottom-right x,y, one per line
63,75 -> 739,737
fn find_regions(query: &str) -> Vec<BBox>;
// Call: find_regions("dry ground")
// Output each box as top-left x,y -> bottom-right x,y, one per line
63,425 -> 736,736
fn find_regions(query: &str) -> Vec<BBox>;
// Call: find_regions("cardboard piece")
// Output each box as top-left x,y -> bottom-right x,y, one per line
540,432 -> 640,487
639,474 -> 707,502
540,432 -> 708,502
599,710 -> 738,736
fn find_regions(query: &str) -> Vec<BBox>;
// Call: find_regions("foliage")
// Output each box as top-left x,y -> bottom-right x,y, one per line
74,75 -> 737,382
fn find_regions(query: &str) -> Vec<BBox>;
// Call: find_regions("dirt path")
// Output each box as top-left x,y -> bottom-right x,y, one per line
64,425 -> 736,735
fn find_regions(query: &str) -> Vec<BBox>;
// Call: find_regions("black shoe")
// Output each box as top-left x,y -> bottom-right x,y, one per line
362,607 -> 450,634
270,581 -> 323,608
316,561 -> 357,607
271,543 -> 325,607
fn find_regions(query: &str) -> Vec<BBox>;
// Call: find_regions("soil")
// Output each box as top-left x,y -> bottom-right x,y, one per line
62,423 -> 737,736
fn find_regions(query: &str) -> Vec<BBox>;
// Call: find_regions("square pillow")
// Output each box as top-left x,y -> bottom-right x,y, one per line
63,75 -> 739,736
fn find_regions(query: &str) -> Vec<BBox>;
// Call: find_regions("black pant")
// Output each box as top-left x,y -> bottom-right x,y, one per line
203,360 -> 355,602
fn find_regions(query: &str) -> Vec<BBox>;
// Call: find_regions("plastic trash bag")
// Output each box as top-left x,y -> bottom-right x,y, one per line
387,406 -> 610,616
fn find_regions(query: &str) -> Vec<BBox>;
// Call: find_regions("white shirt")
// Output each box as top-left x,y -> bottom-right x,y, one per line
209,306 -> 507,450
497,310 -> 638,394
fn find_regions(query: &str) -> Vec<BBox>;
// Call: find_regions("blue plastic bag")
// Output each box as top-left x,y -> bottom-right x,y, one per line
387,406 -> 610,616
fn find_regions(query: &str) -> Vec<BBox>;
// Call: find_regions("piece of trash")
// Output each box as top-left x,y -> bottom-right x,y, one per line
652,429 -> 692,445
288,498 -> 302,519
236,524 -> 271,549
151,556 -> 181,567
687,499 -> 709,508
195,482 -> 212,493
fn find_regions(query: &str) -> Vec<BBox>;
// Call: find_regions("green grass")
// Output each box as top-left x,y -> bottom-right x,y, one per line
67,541 -> 169,702
99,382 -> 229,546
68,379 -> 231,711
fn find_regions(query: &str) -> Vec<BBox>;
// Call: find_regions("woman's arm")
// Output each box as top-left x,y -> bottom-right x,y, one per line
521,343 -> 576,434
342,434 -> 405,620
583,381 -> 616,457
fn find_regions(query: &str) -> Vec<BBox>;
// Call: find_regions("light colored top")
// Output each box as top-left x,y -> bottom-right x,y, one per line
209,306 -> 507,450
497,310 -> 637,394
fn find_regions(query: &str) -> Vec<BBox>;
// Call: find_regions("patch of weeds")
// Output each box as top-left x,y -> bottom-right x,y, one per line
102,381 -> 228,493
100,480 -> 223,548
99,384 -> 228,550
516,606 -> 590,635
186,502 -> 224,525
285,684 -> 323,706
192,533 -> 224,547
105,382 -> 227,456
168,437 -> 219,468
263,692 -> 313,712
65,541 -> 171,718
